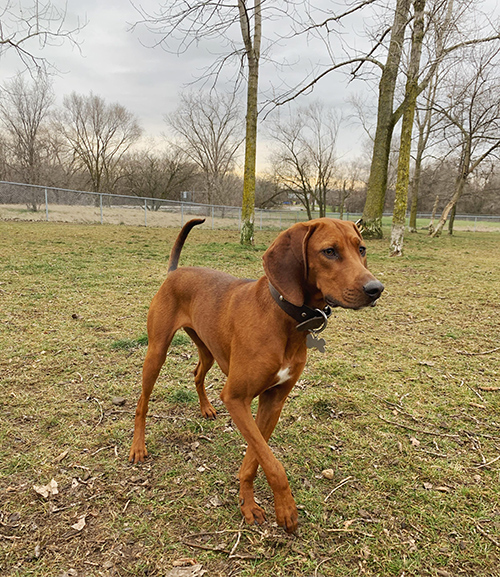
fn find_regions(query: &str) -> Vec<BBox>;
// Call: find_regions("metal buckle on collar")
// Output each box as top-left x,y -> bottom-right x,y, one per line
295,307 -> 329,333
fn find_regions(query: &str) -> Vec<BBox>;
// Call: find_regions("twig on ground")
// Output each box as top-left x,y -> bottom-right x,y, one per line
183,539 -> 258,560
456,347 -> 500,356
90,397 -> 104,430
229,528 -> 242,558
475,523 -> 500,547
314,557 -> 333,577
181,540 -> 227,553
90,445 -> 114,456
378,415 -> 461,439
417,448 -> 448,458
324,476 -> 353,502
464,380 -> 485,402
323,527 -> 375,538
475,454 -> 500,469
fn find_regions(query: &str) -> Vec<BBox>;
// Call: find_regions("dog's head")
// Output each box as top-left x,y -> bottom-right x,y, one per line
263,218 -> 384,309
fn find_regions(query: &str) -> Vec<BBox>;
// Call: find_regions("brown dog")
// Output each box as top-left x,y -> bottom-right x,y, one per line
129,217 -> 383,533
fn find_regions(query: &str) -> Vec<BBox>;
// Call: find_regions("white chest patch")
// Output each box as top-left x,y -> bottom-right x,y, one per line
275,366 -> 291,385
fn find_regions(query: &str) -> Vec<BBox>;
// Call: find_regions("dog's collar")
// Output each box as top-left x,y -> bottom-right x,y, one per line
268,282 -> 331,333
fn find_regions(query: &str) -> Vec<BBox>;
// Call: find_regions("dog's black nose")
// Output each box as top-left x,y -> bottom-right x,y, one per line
363,280 -> 384,300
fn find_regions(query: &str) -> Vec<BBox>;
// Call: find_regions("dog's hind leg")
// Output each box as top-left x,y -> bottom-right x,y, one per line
184,328 -> 217,419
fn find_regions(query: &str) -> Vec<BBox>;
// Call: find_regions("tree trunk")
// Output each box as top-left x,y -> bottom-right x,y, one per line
240,58 -> 258,244
408,178 -> 419,232
431,176 -> 466,237
390,0 -> 426,256
428,195 -> 439,235
432,141 -> 471,238
239,0 -> 261,245
339,180 -> 347,219
408,140 -> 424,232
362,0 -> 412,238
410,78 -> 437,232
448,203 -> 456,234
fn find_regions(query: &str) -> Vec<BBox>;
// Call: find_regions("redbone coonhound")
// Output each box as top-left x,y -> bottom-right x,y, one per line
129,217 -> 383,533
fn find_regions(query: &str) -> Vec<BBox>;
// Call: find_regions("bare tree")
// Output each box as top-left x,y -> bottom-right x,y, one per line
124,146 -> 199,207
363,0 -> 413,239
275,1 -> 500,238
430,45 -> 500,236
390,0 -> 426,256
167,91 -> 243,205
133,0 -> 263,244
334,160 -> 368,219
56,92 -> 142,193
0,73 -> 55,189
238,0 -> 261,244
408,75 -> 439,232
0,0 -> 83,71
270,102 -> 340,219
254,173 -> 287,208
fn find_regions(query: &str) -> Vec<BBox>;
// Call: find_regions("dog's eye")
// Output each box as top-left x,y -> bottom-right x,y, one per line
359,246 -> 367,257
323,248 -> 337,258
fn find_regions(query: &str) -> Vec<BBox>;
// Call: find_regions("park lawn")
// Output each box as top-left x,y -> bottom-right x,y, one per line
1,220 -> 499,577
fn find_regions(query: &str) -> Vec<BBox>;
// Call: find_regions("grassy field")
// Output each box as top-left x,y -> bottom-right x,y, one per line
1,220 -> 499,577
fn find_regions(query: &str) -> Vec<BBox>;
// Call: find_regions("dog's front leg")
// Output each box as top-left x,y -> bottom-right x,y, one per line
221,382 -> 299,533
237,382 -> 297,527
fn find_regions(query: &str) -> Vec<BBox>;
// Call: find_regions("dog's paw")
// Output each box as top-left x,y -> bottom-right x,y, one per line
129,444 -> 148,464
241,499 -> 266,526
200,402 -> 217,420
274,493 -> 299,534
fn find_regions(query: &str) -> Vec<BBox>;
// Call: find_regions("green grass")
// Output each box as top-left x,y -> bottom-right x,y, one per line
1,220 -> 500,576
111,334 -> 148,350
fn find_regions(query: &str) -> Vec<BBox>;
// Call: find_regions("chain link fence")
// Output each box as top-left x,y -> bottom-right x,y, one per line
1,180 -> 499,231
0,181 -> 360,230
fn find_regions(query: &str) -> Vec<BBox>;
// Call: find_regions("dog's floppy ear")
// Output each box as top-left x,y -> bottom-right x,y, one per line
263,222 -> 315,307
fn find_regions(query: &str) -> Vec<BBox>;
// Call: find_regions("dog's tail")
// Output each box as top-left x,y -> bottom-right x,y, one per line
167,218 -> 205,273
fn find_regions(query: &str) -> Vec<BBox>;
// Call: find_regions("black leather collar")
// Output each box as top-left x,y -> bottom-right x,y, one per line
268,282 -> 331,332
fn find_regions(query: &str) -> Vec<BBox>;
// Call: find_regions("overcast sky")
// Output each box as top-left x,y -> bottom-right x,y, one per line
2,0 -> 500,168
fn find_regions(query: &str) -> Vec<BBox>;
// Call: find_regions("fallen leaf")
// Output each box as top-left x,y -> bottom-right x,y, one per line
71,515 -> 86,531
208,495 -> 223,508
423,482 -> 433,490
33,479 -> 59,499
410,437 -> 420,447
435,485 -> 452,493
